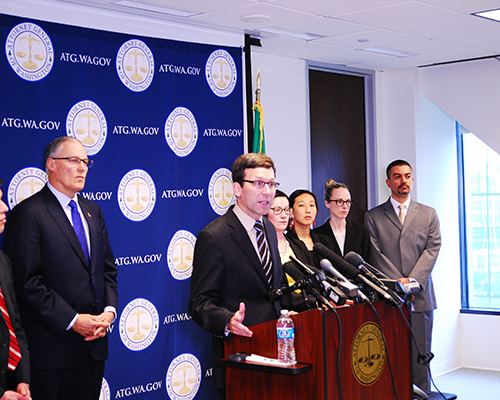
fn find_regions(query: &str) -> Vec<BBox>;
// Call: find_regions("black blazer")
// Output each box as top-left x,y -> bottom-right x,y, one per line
0,251 -> 29,396
313,219 -> 372,264
4,185 -> 118,369
285,230 -> 334,270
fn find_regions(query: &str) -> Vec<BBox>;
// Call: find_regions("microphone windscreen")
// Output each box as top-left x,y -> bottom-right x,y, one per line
283,261 -> 307,282
313,243 -> 360,280
344,251 -> 364,267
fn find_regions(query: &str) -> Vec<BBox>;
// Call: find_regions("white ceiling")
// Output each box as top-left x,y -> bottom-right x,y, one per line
57,0 -> 500,71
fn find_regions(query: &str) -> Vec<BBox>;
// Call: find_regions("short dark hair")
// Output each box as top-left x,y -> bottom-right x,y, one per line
44,136 -> 82,167
324,179 -> 348,202
231,153 -> 276,185
289,189 -> 318,210
386,159 -> 412,179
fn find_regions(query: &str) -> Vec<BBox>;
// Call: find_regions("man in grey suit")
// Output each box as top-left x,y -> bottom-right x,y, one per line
365,159 -> 441,394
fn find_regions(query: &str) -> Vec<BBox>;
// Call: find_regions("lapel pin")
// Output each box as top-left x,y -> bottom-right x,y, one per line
87,213 -> 91,218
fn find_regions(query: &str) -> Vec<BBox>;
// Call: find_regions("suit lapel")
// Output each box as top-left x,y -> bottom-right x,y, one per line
402,201 -> 418,236
383,198 -> 402,230
226,210 -> 270,286
79,197 -> 96,273
42,186 -> 90,268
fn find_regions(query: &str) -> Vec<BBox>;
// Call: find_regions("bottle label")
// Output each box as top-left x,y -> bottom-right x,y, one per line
277,327 -> 294,340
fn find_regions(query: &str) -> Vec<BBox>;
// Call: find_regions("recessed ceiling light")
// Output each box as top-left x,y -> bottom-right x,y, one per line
259,28 -> 324,41
360,47 -> 418,58
112,0 -> 199,17
358,38 -> 370,43
240,14 -> 271,23
472,8 -> 500,22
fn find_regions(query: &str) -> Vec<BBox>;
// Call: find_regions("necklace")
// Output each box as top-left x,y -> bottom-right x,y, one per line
279,239 -> 290,255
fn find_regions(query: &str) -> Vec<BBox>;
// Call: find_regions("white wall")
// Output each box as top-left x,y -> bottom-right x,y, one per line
374,68 -> 463,378
250,52 -> 310,193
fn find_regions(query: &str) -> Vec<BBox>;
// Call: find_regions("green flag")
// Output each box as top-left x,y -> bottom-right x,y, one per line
252,100 -> 265,153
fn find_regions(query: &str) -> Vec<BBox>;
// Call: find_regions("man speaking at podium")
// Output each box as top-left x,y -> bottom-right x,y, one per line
365,159 -> 441,394
189,153 -> 304,399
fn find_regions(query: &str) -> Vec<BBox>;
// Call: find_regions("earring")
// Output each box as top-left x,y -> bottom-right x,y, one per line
313,220 -> 316,227
290,219 -> 294,228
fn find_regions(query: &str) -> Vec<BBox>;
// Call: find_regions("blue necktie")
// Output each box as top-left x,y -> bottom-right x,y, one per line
69,200 -> 90,264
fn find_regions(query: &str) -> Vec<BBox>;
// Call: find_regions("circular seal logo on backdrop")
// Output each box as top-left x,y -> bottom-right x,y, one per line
66,100 -> 107,156
117,169 -> 156,221
166,353 -> 201,400
119,298 -> 159,351
116,39 -> 154,92
99,378 -> 110,400
7,168 -> 47,210
167,230 -> 196,280
164,107 -> 198,157
208,168 -> 235,215
205,49 -> 237,97
351,322 -> 386,386
5,22 -> 54,81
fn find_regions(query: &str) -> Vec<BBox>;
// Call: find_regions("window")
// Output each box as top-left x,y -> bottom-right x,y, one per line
459,125 -> 500,311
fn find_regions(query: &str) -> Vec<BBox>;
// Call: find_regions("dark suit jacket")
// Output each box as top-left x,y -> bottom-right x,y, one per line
365,198 -> 441,312
4,185 -> 118,369
188,207 -> 302,390
0,251 -> 29,396
286,230 -> 334,270
313,219 -> 372,264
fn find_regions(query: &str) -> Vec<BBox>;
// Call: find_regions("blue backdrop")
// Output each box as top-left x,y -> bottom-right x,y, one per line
0,13 -> 243,400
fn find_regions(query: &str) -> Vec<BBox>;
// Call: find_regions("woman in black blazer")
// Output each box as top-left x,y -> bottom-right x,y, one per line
287,189 -> 333,270
313,179 -> 372,264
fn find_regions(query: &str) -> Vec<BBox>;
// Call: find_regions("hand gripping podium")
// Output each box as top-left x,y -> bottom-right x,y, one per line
222,301 -> 412,400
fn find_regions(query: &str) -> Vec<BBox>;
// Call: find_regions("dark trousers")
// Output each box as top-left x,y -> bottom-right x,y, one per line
31,349 -> 105,400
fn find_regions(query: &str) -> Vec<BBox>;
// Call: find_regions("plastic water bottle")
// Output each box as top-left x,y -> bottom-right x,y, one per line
276,309 -> 296,364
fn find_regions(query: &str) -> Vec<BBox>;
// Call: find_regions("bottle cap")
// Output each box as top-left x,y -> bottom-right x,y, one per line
280,309 -> 289,315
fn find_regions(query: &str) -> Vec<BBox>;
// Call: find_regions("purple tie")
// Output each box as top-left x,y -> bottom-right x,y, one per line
69,200 -> 90,264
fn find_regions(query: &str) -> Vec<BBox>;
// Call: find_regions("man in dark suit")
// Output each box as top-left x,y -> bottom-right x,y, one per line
0,181 -> 31,400
365,159 -> 441,393
189,153 -> 303,399
4,137 -> 118,400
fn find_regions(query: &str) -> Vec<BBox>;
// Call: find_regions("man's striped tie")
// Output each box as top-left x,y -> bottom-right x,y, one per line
254,220 -> 273,286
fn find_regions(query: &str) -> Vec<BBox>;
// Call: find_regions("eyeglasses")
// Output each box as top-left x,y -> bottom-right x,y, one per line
241,180 -> 280,190
52,157 -> 93,168
328,199 -> 353,207
269,207 -> 290,216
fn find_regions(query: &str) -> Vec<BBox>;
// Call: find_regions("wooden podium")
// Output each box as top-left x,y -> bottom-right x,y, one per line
223,301 -> 412,400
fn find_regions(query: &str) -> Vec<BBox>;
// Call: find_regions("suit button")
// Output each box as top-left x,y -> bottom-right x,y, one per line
0,340 -> 6,347
0,367 -> 5,374
92,302 -> 96,307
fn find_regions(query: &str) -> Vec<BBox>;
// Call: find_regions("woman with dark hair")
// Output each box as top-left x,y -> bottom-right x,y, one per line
287,189 -> 333,269
313,179 -> 372,263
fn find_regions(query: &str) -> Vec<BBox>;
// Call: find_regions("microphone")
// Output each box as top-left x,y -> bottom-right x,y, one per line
344,252 -> 387,284
269,269 -> 326,301
314,243 -> 399,306
285,260 -> 346,306
344,251 -> 405,306
319,259 -> 370,304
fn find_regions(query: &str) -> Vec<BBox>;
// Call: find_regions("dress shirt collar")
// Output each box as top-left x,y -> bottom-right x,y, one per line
390,196 -> 411,215
47,181 -> 79,208
232,203 -> 262,233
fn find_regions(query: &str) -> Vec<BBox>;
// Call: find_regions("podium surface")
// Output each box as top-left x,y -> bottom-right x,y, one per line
224,302 -> 412,400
